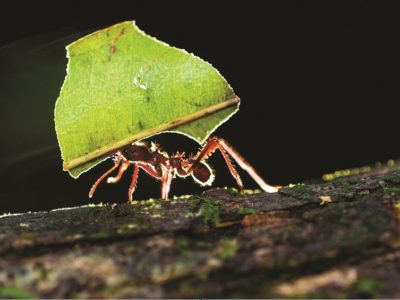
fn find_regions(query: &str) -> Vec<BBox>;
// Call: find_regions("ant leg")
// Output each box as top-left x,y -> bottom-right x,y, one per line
138,163 -> 173,200
189,137 -> 279,193
136,162 -> 163,179
161,167 -> 173,200
107,161 -> 131,183
128,162 -> 163,202
218,138 -> 279,193
215,143 -> 243,188
89,152 -> 123,198
128,164 -> 140,202
187,137 -> 243,188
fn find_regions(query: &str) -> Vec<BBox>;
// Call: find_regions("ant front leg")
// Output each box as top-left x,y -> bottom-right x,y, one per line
107,161 -> 131,184
89,152 -> 123,198
189,137 -> 279,193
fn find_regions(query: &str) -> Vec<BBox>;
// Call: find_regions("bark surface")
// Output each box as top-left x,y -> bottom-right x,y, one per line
1,166 -> 400,298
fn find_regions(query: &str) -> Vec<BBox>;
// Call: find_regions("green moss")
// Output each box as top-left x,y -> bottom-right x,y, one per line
201,200 -> 221,227
0,287 -> 37,299
383,170 -> 400,185
240,189 -> 262,195
383,187 -> 400,196
89,232 -> 112,239
238,207 -> 259,215
176,238 -> 189,253
349,278 -> 383,297
190,196 -> 221,227
347,177 -> 361,184
358,190 -> 370,196
333,178 -> 352,193
195,240 -> 213,249
228,187 -> 240,195
96,284 -> 129,298
216,238 -> 240,260
379,180 -> 400,196
287,183 -> 314,200
180,282 -> 203,298
135,198 -> 157,206
288,183 -> 312,192
378,171 -> 400,196
227,187 -> 261,196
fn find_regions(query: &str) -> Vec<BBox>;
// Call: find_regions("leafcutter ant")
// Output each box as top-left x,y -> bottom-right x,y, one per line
89,136 -> 279,201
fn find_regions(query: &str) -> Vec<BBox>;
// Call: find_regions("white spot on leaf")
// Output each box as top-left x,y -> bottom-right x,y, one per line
133,67 -> 148,90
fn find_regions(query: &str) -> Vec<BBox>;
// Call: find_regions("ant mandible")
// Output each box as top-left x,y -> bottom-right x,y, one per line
89,136 -> 279,201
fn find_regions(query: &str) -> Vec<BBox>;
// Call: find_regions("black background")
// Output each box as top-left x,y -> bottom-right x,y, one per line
1,0 -> 399,213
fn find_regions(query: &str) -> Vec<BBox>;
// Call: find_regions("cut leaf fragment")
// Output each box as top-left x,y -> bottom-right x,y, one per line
55,21 -> 240,178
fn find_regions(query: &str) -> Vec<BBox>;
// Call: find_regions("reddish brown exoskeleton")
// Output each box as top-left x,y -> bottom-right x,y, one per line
89,136 -> 279,201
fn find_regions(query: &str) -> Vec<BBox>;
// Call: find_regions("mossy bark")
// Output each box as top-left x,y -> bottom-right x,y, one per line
1,167 -> 400,298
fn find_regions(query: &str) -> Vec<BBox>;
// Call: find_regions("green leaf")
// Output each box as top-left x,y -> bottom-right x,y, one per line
55,21 -> 239,178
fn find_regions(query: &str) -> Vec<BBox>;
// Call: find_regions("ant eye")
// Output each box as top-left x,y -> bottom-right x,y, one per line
152,156 -> 159,164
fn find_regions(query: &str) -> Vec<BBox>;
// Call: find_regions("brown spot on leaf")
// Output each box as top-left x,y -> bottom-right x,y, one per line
138,121 -> 145,130
108,28 -> 126,61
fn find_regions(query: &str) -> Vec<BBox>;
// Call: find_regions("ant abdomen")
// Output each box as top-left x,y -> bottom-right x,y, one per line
192,162 -> 214,186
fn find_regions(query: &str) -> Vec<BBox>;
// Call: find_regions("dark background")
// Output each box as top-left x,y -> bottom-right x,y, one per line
1,0 -> 399,213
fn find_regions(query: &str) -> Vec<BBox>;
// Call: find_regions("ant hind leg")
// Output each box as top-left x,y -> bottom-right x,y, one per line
188,137 -> 279,193
217,138 -> 279,193
187,137 -> 243,189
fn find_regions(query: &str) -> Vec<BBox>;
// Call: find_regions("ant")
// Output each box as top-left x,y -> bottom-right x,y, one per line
89,136 -> 279,201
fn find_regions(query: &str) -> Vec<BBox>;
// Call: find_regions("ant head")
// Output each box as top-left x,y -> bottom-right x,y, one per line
122,142 -> 151,162
192,162 -> 215,186
169,152 -> 185,169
